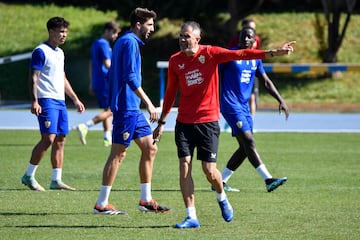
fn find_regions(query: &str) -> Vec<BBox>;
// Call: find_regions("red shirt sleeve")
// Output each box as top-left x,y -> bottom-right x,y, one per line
211,46 -> 266,63
161,56 -> 179,115
162,46 -> 266,124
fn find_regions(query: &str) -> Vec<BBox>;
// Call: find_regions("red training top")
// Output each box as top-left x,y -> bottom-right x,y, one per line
162,45 -> 265,124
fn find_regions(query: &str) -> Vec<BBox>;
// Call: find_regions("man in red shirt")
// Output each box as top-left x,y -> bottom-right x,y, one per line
153,21 -> 295,228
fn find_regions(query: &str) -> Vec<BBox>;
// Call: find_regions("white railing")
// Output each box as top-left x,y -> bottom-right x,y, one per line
0,52 -> 32,65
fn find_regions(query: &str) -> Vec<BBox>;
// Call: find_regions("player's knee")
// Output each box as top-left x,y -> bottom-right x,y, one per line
202,163 -> 217,180
150,143 -> 158,155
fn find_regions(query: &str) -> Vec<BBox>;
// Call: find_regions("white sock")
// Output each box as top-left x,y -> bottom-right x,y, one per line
256,164 -> 272,180
51,168 -> 62,181
140,183 -> 152,202
96,185 -> 112,207
25,163 -> 38,177
186,207 -> 197,219
104,131 -> 112,141
216,191 -> 227,202
86,120 -> 94,128
222,168 -> 234,183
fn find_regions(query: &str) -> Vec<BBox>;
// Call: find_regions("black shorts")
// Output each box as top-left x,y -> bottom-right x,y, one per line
175,121 -> 220,162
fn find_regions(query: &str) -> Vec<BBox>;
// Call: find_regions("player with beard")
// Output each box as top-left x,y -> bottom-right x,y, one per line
93,8 -> 171,215
153,21 -> 294,228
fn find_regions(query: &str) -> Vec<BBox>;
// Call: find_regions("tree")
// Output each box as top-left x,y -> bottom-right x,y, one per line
226,0 -> 265,38
322,0 -> 357,63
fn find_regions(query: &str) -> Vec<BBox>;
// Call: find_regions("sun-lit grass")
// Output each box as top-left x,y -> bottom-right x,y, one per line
0,130 -> 359,239
260,71 -> 360,104
0,3 -> 120,55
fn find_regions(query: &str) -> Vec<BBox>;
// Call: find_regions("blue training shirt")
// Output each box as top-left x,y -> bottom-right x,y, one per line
219,48 -> 265,114
108,31 -> 144,112
91,38 -> 112,92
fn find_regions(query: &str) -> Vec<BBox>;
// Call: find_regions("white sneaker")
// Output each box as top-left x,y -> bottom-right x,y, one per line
76,123 -> 88,145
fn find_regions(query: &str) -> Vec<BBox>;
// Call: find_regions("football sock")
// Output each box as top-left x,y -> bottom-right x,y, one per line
222,168 -> 234,183
256,164 -> 272,180
186,207 -> 197,219
25,163 -> 38,177
216,190 -> 227,202
86,120 -> 94,128
104,131 -> 112,141
51,168 -> 62,181
140,183 -> 152,202
97,185 -> 112,207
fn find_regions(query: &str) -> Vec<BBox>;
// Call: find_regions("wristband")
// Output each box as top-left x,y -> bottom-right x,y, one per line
158,120 -> 166,125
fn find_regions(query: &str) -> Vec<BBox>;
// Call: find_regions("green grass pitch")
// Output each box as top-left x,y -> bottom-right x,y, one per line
0,130 -> 359,239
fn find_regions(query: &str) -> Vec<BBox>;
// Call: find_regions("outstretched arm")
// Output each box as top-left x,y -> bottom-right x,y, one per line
265,41 -> 296,58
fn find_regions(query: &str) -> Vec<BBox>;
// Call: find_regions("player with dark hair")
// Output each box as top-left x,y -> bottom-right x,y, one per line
153,21 -> 294,228
93,8 -> 171,215
227,18 -> 261,121
21,16 -> 85,191
228,18 -> 261,49
77,21 -> 121,147
218,26 -> 289,193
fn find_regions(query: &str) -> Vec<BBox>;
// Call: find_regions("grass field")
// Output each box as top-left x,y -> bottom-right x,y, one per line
0,130 -> 359,239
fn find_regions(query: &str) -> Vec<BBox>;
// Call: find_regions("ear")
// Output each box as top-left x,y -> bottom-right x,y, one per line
135,22 -> 142,30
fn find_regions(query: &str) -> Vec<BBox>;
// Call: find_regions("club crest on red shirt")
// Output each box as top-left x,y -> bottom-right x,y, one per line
198,55 -> 205,64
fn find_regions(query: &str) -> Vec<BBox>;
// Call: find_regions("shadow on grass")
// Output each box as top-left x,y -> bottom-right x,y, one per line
0,143 -> 35,147
12,224 -> 173,229
0,212 -> 85,216
77,188 -> 183,192
1,188 -> 212,192
1,212 -> 173,228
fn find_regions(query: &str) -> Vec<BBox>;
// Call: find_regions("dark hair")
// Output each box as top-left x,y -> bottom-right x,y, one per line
239,26 -> 256,47
241,18 -> 255,27
46,16 -> 70,30
103,21 -> 121,32
240,26 -> 256,36
130,7 -> 157,27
